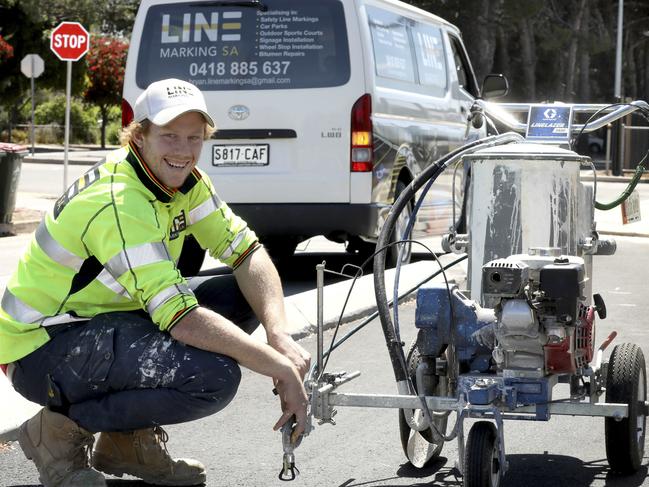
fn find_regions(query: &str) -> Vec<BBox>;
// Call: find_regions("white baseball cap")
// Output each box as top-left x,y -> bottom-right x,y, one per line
134,78 -> 215,128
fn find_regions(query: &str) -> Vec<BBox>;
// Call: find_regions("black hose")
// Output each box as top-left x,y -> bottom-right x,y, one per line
372,133 -> 522,382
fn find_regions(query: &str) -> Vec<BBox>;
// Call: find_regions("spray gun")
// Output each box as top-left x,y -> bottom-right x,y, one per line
278,415 -> 308,481
278,419 -> 300,480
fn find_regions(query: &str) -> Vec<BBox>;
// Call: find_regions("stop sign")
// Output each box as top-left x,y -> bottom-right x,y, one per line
50,22 -> 90,61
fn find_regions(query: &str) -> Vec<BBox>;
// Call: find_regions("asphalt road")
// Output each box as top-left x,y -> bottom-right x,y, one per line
4,161 -> 649,486
1,236 -> 648,486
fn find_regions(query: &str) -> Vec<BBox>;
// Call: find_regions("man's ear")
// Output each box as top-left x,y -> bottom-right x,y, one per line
132,129 -> 144,148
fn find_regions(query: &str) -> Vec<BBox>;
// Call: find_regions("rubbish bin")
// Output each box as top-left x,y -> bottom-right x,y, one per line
0,143 -> 27,236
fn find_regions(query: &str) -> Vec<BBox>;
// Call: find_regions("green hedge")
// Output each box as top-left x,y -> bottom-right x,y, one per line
19,94 -> 100,144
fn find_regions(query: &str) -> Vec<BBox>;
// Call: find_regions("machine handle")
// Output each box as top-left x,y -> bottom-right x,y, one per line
474,99 -> 649,136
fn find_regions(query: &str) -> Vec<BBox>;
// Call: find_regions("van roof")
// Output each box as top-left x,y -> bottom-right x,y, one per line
366,0 -> 461,34
135,0 -> 462,34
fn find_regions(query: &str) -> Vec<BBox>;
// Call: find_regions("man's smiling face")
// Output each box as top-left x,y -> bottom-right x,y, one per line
134,112 -> 206,189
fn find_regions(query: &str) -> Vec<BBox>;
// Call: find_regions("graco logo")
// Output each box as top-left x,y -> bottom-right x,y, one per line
228,105 -> 250,121
543,108 -> 557,119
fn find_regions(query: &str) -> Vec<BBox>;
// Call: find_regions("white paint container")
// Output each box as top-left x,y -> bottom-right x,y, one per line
464,143 -> 593,303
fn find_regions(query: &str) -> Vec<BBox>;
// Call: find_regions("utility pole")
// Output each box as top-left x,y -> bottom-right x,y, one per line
614,0 -> 623,100
613,0 -> 624,176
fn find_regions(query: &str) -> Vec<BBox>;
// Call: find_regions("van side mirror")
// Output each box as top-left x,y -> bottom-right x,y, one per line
481,74 -> 509,99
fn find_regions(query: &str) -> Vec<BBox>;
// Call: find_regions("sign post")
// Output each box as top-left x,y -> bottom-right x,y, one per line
20,54 -> 45,156
50,22 -> 90,192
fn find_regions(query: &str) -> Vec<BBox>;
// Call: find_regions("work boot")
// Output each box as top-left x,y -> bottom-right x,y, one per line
18,408 -> 106,487
92,426 -> 206,486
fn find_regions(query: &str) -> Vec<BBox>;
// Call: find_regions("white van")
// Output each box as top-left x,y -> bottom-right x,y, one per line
122,0 -> 486,266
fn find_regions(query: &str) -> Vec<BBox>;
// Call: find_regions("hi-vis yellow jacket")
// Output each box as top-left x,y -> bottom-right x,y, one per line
0,144 -> 259,364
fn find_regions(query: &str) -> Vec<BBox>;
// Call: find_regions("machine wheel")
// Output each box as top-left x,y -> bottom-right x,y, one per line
464,421 -> 502,487
605,342 -> 647,474
398,341 -> 448,468
387,180 -> 413,268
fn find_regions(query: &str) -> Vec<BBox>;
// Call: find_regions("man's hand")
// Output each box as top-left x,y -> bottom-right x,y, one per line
268,332 -> 311,379
272,366 -> 309,443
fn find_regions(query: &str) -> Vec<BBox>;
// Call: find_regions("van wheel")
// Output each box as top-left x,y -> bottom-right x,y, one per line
262,237 -> 298,262
177,235 -> 206,277
387,180 -> 413,267
346,237 -> 376,261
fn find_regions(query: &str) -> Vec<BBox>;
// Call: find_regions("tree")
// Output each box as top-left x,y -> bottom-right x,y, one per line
0,0 -> 138,141
0,34 -> 12,62
84,36 -> 128,148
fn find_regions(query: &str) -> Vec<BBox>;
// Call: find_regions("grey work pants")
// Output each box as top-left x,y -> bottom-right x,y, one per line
11,275 -> 259,433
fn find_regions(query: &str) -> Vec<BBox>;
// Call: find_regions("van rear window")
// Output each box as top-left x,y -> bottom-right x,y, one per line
136,0 -> 350,90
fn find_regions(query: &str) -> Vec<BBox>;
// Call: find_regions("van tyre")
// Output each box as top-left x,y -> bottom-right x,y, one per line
464,421 -> 502,487
387,180 -> 413,267
345,237 -> 375,263
262,237 -> 298,262
605,342 -> 647,474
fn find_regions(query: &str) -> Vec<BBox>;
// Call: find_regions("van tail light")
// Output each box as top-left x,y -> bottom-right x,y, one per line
350,94 -> 373,172
121,99 -> 134,127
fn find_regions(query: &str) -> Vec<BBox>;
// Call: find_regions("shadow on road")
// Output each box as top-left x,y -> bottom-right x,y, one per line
502,454 -> 648,487
333,453 -> 648,486
9,481 -> 203,487
337,457 -> 462,486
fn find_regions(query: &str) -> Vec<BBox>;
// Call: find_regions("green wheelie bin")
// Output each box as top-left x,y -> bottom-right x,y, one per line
0,143 -> 27,236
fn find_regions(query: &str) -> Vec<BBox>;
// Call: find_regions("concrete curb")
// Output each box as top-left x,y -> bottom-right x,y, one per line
581,175 -> 649,184
2,217 -> 43,237
6,216 -> 648,243
0,373 -> 40,443
23,156 -> 102,166
20,146 -> 117,167
9,218 -> 649,242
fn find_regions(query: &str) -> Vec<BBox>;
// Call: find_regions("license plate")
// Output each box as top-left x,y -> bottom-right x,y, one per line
212,144 -> 269,166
